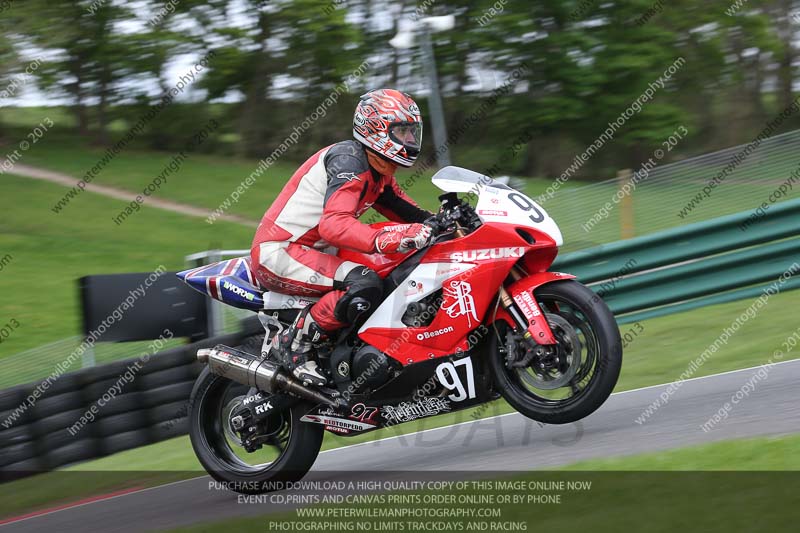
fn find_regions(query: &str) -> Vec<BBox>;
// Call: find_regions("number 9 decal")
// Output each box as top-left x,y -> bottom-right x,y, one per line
508,192 -> 545,223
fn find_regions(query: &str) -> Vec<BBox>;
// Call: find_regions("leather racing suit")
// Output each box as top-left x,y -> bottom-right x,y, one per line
250,139 -> 431,333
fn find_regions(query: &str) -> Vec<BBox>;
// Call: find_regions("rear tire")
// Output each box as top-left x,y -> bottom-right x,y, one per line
489,280 -> 622,424
189,368 -> 323,494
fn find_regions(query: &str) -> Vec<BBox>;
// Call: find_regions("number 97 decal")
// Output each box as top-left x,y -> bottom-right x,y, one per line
435,357 -> 476,402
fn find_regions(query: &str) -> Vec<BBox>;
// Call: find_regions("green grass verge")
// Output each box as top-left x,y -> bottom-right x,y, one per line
17,127 -> 797,256
0,110 -> 570,222
5,106 -> 796,253
4,433 -> 798,524
0,471 -> 194,521
559,432 -> 800,471
164,433 -> 800,533
22,143 -> 310,221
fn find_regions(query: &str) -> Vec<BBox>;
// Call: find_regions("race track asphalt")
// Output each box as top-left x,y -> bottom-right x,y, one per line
4,359 -> 800,532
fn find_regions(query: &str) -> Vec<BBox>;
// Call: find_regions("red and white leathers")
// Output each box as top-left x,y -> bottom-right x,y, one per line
250,140 -> 431,332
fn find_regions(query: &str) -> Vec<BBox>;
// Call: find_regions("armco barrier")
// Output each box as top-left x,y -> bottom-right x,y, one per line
553,197 -> 800,283
602,238 -> 800,315
0,317 -> 263,482
552,197 -> 800,323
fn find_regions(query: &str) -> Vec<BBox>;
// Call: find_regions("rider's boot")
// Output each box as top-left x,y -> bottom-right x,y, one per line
280,306 -> 329,387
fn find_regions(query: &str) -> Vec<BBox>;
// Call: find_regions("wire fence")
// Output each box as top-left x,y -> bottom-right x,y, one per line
3,130 -> 799,387
0,336 -> 184,389
544,129 -> 800,253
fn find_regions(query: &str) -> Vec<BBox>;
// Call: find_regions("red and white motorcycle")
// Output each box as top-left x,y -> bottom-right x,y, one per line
179,166 -> 622,493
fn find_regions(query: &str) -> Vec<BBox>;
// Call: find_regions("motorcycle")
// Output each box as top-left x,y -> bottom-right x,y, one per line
177,166 -> 622,494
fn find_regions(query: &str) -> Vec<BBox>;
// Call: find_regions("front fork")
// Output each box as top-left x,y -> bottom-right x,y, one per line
497,266 -> 576,346
498,280 -> 557,345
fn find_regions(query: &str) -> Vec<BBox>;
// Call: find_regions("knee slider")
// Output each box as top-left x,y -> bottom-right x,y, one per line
333,267 -> 383,324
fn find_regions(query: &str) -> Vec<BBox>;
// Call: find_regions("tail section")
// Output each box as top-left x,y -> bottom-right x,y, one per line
177,256 -> 318,311
177,257 -> 265,311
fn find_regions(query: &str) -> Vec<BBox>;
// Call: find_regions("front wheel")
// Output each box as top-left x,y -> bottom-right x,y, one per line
189,367 -> 324,494
489,280 -> 622,424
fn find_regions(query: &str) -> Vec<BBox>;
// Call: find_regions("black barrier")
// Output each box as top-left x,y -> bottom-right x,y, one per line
0,317 -> 263,482
79,271 -> 209,342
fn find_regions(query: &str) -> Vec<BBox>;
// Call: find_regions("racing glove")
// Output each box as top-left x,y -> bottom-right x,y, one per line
375,223 -> 433,254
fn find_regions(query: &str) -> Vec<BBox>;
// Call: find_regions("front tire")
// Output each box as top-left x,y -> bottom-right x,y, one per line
189,367 -> 324,494
489,280 -> 622,424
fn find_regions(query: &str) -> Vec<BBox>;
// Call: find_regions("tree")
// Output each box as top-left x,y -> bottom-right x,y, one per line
8,0 -> 166,144
0,24 -> 18,141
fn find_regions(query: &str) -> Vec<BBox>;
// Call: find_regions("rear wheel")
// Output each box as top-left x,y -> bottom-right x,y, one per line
489,280 -> 622,424
189,368 -> 323,494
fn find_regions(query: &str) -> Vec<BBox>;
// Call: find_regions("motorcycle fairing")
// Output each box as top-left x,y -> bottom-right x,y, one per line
357,222 -> 566,364
300,353 -> 495,436
177,169 -> 569,364
432,165 -> 564,246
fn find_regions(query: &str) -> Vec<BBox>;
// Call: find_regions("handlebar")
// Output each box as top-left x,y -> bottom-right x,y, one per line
424,192 -> 482,238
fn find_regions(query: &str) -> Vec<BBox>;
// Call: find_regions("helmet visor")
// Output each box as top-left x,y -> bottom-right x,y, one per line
389,122 -> 422,151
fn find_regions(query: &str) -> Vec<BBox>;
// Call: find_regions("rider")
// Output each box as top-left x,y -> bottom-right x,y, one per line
250,89 -> 433,386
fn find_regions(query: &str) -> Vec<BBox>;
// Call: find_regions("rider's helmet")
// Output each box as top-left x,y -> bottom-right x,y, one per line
353,89 -> 423,167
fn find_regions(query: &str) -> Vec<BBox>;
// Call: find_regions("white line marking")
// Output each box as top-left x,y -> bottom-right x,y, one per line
319,357 -> 800,453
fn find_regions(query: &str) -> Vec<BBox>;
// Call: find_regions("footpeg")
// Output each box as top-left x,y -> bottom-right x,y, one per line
258,312 -> 284,357
292,361 -> 328,388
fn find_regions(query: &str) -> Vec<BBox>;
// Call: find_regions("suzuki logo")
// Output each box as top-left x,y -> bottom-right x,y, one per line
449,247 -> 525,263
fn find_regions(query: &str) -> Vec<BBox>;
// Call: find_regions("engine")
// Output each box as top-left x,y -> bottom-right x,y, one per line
401,289 -> 443,327
349,345 -> 392,392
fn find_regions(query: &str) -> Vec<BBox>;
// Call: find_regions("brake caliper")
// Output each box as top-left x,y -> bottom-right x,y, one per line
230,393 -> 295,452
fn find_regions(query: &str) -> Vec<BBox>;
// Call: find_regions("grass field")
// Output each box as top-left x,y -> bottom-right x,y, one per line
559,432 -> 800,471
5,106 -> 797,253
12,139 -> 555,221
0,106 -> 585,241
0,174 -> 253,358
14,135 -> 799,254
0,107 -> 538,221
6,431 -> 798,522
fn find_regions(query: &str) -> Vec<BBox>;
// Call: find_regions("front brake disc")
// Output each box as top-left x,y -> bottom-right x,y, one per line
517,313 -> 582,390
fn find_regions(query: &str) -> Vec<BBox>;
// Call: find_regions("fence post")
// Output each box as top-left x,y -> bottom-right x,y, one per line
618,168 -> 634,240
81,341 -> 96,368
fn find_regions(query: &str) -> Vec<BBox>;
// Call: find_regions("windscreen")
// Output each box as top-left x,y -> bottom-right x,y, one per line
430,166 -> 511,193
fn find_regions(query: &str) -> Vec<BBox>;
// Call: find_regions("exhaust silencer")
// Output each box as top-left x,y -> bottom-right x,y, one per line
197,345 -> 339,408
